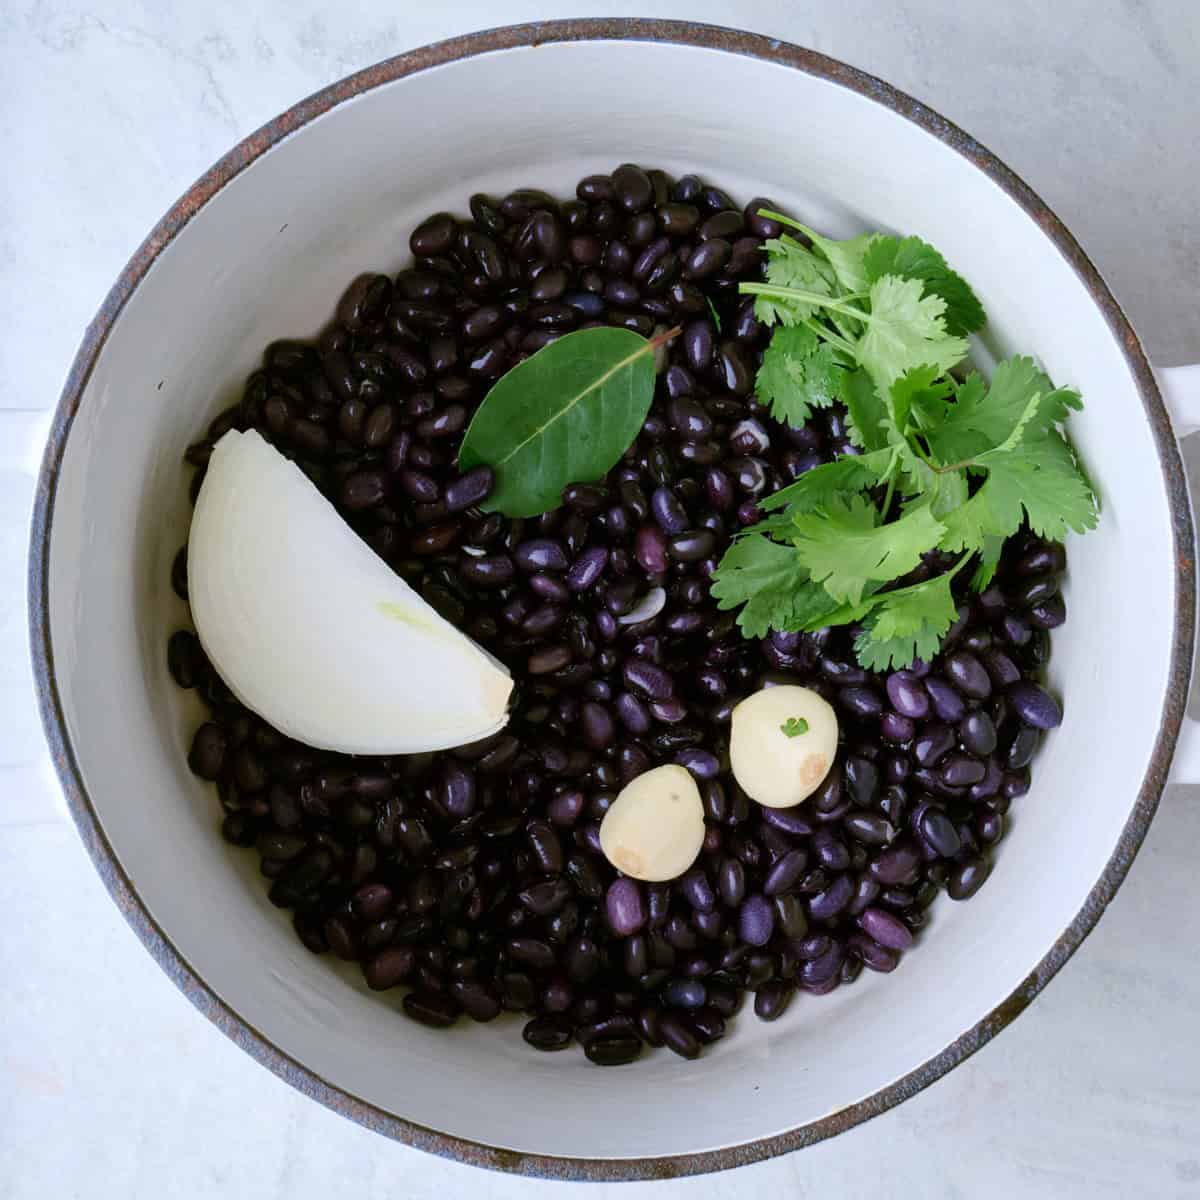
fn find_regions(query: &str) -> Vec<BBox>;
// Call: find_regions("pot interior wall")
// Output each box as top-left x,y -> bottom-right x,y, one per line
45,39 -> 1176,1159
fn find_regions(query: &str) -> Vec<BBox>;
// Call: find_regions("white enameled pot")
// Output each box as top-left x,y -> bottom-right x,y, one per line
26,21 -> 1200,1181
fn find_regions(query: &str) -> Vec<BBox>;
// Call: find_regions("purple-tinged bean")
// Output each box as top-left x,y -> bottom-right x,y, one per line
1007,681 -> 1063,729
947,855 -> 992,900
847,933 -> 899,973
859,907 -> 915,950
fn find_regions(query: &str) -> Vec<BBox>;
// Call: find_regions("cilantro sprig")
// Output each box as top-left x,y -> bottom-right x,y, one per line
710,214 -> 1098,670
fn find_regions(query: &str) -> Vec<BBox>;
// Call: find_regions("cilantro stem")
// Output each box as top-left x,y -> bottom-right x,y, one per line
800,315 -> 856,358
880,466 -> 898,519
928,454 -> 979,475
755,210 -> 836,251
739,282 -> 869,323
946,552 -> 973,579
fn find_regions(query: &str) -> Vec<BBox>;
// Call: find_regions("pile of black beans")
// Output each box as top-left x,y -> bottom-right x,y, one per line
168,164 -> 1066,1066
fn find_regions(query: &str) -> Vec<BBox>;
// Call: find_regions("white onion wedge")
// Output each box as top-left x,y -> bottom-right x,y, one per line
188,429 -> 513,755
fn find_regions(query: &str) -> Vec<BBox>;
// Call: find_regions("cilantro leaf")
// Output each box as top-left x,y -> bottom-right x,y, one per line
793,224 -> 875,293
752,235 -> 836,326
709,534 -> 842,638
755,324 -> 844,427
755,209 -> 875,294
723,219 -> 1099,667
924,356 -> 1080,464
856,275 -> 969,398
840,368 -> 891,451
789,494 -> 945,605
853,572 -> 959,670
939,429 -> 1098,553
970,535 -> 1005,590
890,364 -> 953,436
862,235 -> 987,335
975,431 -> 1099,541
911,469 -> 968,519
758,448 -> 893,514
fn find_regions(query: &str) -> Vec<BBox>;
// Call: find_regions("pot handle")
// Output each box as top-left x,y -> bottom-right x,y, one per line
0,411 -> 49,476
1158,363 -> 1200,782
1158,364 -> 1200,437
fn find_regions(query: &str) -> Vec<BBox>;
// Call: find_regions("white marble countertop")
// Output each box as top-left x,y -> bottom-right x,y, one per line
2,3 -> 1199,1197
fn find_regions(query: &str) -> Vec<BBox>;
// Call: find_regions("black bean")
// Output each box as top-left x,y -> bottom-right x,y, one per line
441,466 -> 492,512
566,547 -> 608,592
917,806 -> 962,857
798,939 -> 844,985
754,980 -> 794,1022
683,319 -> 715,372
612,163 -> 653,212
666,530 -> 715,563
1006,727 -> 1040,770
940,754 -> 986,788
739,198 -> 779,238
364,946 -> 415,991
738,894 -> 774,946
924,676 -> 965,722
959,710 -> 998,756
947,856 -> 992,900
399,991 -> 459,1028
847,933 -> 899,974
459,554 -> 514,588
647,1013 -> 698,1060
1016,542 -> 1066,576
520,1015 -> 572,1051
713,340 -> 751,396
945,652 -> 992,699
649,486 -> 688,534
410,213 -> 456,257
870,840 -> 922,886
763,849 -> 809,896
188,723 -> 226,780
1007,681 -> 1063,729
684,238 -> 731,279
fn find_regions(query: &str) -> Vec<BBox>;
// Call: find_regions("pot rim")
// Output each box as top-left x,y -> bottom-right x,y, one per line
26,17 -> 1196,1182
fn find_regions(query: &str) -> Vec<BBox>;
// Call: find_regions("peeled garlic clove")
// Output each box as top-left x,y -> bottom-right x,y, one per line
730,685 -> 838,808
188,429 -> 512,755
599,764 -> 705,882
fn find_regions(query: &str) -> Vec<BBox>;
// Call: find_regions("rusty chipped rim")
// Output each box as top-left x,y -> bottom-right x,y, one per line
27,18 -> 1195,1183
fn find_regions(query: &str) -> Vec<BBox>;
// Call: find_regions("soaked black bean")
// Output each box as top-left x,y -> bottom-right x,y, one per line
740,198 -> 780,238
410,213 -> 456,257
683,319 -> 715,372
947,856 -> 992,900
1017,542 -> 1066,576
960,710 -> 998,756
523,1015 -> 574,1051
668,530 -> 716,562
945,652 -> 992,699
1006,727 -> 1040,770
917,806 -> 962,858
612,163 -> 653,212
716,340 -> 753,395
650,486 -> 688,534
1008,681 -> 1063,729
176,168 -> 1070,1066
648,1013 -> 698,1061
188,723 -> 226,780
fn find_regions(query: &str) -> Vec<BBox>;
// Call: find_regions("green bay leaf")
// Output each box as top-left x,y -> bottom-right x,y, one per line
458,326 -> 667,518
